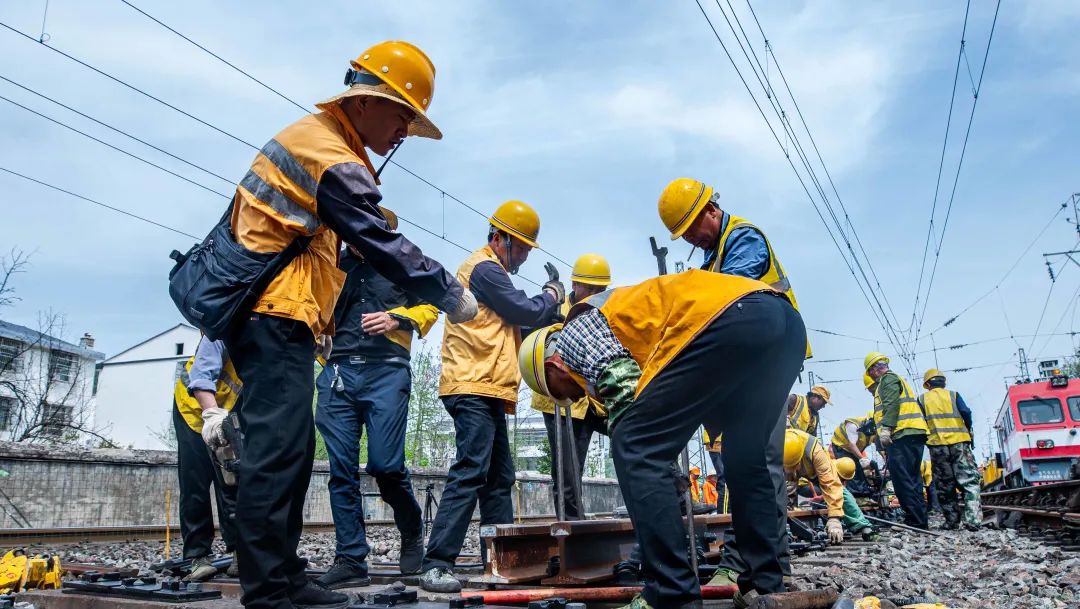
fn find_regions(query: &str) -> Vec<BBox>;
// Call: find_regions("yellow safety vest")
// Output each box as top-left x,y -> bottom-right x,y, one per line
921,460 -> 933,487
787,428 -> 821,481
873,372 -> 928,434
831,416 -> 872,453
173,355 -> 242,433
439,246 -> 521,411
568,269 -> 779,398
708,214 -> 812,358
918,388 -> 972,446
788,395 -> 818,436
702,429 -> 722,453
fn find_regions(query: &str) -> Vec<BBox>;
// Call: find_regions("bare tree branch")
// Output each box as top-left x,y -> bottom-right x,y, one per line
0,249 -> 31,309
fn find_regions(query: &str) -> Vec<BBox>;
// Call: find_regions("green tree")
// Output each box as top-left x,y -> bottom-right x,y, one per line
536,435 -> 552,475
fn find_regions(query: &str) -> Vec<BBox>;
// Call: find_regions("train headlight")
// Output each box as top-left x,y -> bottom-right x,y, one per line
1036,439 -> 1055,449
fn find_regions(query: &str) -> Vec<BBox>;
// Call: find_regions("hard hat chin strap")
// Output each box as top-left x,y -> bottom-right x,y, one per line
504,234 -> 519,275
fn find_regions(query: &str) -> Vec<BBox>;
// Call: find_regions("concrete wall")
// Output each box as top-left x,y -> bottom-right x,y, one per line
0,443 -> 622,528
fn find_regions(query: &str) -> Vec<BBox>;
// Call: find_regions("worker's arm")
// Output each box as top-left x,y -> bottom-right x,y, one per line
812,446 -> 845,518
316,162 -> 463,313
469,261 -> 559,327
784,394 -> 797,415
386,303 -> 440,338
955,392 -> 974,435
595,357 -> 642,430
877,374 -> 902,429
844,422 -> 864,457
717,226 -> 770,280
186,338 -> 224,412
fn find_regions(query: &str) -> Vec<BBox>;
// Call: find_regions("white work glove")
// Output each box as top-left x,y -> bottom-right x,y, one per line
878,427 -> 893,448
859,456 -> 872,468
826,518 -> 844,544
446,289 -> 478,324
201,407 -> 228,448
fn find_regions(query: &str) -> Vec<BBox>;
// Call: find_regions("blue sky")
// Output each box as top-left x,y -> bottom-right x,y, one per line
2,1 -> 1079,454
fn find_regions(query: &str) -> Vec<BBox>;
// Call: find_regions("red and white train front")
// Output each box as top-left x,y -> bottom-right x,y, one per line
992,371 -> 1080,488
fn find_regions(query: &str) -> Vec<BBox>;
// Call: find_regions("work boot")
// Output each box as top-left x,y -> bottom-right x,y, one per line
963,522 -> 981,532
291,579 -> 350,609
706,567 -> 739,587
316,558 -> 371,590
398,533 -> 424,575
183,556 -> 217,582
859,527 -> 880,542
226,552 -> 239,577
419,567 -> 461,593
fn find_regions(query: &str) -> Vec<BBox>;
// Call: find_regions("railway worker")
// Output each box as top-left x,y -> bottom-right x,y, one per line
173,337 -> 240,582
702,430 -> 727,512
221,41 -> 478,609
688,467 -> 703,503
530,254 -> 611,521
781,429 -> 846,545
703,473 -> 720,507
865,353 -> 930,530
658,177 -> 809,596
918,369 -> 981,530
832,457 -> 879,540
313,207 -> 438,588
829,412 -> 876,496
419,201 -> 564,593
921,459 -> 941,514
786,385 -> 831,436
520,268 -> 807,609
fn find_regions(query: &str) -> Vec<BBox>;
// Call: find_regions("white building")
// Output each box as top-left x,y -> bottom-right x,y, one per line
94,323 -> 201,449
0,320 -> 105,442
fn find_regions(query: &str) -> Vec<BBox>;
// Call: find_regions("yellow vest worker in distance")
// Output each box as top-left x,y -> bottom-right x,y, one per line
782,429 -> 845,544
829,413 -> 877,496
866,353 -> 929,530
530,253 -> 611,521
786,385 -> 830,436
222,41 -> 477,609
421,201 -> 563,594
702,429 -> 727,513
171,337 -> 240,582
520,269 -> 807,607
918,369 -> 982,531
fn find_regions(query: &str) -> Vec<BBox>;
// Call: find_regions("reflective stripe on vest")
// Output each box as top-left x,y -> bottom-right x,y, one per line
873,373 -> 928,434
238,139 -> 321,233
831,417 -> 871,452
709,214 -> 811,358
797,434 -> 820,481
788,395 -> 817,435
919,388 -> 972,446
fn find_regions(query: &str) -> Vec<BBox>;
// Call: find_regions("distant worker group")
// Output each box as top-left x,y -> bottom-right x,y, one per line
165,38 -> 984,609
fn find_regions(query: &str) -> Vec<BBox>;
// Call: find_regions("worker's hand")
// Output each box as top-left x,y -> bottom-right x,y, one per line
544,262 -> 560,283
201,407 -> 228,448
361,312 -> 400,336
859,456 -> 872,468
446,289 -> 478,324
878,427 -> 893,448
543,280 -> 566,305
315,334 -> 333,360
826,518 -> 844,544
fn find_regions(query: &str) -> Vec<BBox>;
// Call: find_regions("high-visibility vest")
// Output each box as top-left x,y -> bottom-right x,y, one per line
921,460 -> 933,487
788,395 -> 819,436
707,214 -> 811,358
172,354 -> 242,433
918,388 -> 972,446
439,246 -> 521,411
873,372 -> 928,434
787,428 -> 821,481
702,429 -> 722,453
568,270 -> 780,398
831,416 -> 872,453
690,476 -> 701,502
703,481 -> 719,505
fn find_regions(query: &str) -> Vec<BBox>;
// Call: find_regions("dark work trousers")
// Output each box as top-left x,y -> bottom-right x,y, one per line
421,395 -> 515,571
833,446 -> 873,497
315,361 -> 422,571
542,408 -> 606,520
926,480 -> 941,514
172,403 -> 238,558
887,434 -> 928,529
708,451 -> 727,512
715,410 -> 791,578
611,293 -> 805,607
225,313 -> 316,609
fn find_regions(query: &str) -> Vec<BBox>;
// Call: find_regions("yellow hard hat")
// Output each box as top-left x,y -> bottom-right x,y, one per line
490,200 -> 540,247
863,373 -> 875,390
923,368 -> 945,389
658,177 -> 715,240
863,352 -> 889,372
377,206 -> 399,231
571,253 -> 611,286
518,324 -> 562,397
783,429 -> 804,469
809,385 -> 832,404
834,457 -> 856,481
320,41 -> 442,139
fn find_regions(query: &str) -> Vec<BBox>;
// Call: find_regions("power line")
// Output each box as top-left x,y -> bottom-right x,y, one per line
0,166 -> 200,239
113,2 -> 574,270
805,328 -> 883,343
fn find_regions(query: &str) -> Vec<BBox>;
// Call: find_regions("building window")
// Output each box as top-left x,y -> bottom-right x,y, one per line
41,402 -> 73,437
0,338 -> 24,373
50,351 -> 78,383
175,343 -> 184,356
0,397 -> 13,431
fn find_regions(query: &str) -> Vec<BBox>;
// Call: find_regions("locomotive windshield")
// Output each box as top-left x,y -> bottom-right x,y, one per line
1017,398 -> 1065,425
1068,396 -> 1080,421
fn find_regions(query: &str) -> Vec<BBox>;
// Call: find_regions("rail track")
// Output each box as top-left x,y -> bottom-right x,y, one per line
981,479 -> 1080,549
